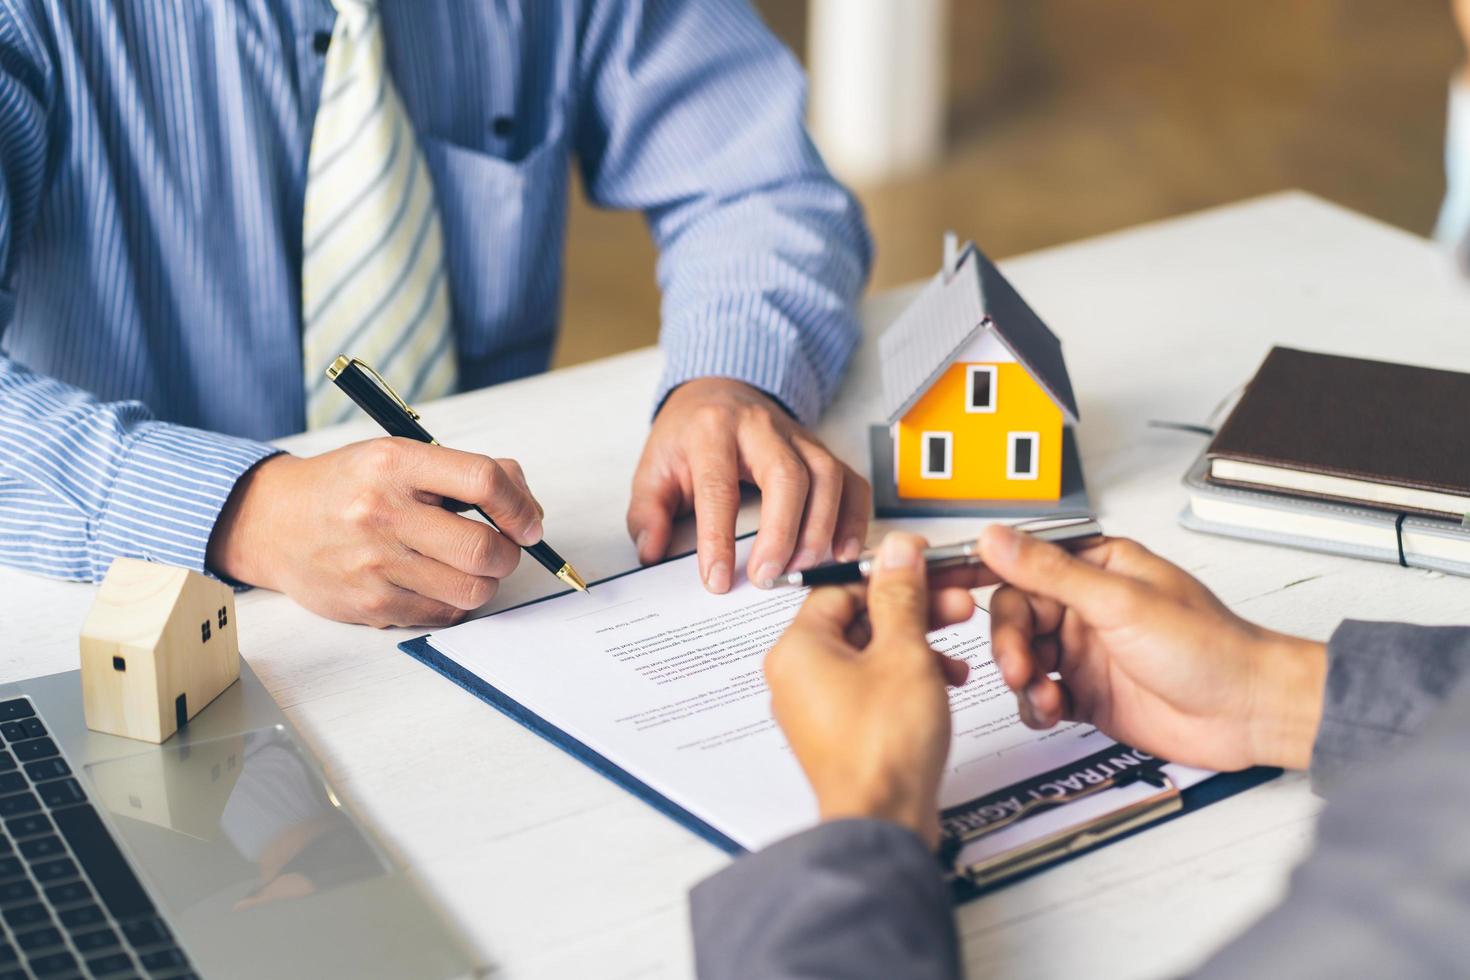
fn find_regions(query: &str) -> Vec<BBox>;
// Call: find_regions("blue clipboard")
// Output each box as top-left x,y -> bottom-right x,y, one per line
397,564 -> 1280,903
398,631 -> 743,854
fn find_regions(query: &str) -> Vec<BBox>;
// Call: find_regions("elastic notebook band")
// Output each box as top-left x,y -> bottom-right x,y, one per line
1394,512 -> 1408,568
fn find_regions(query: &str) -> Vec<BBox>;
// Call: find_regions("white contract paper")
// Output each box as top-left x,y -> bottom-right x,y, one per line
427,538 -> 1208,852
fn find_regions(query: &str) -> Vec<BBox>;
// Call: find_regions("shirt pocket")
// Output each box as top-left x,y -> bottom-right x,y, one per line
418,111 -> 571,386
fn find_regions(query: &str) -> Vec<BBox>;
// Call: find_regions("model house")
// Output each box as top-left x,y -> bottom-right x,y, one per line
873,236 -> 1081,513
80,558 -> 241,744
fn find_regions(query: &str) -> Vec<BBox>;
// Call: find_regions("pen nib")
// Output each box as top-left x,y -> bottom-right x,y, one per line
556,563 -> 590,594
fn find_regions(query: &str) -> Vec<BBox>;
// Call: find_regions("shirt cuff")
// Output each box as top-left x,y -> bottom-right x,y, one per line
653,311 -> 858,428
90,423 -> 280,581
1435,77 -> 1470,271
1310,620 -> 1470,795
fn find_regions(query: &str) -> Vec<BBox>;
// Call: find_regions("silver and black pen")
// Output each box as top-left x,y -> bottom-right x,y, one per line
760,516 -> 1105,589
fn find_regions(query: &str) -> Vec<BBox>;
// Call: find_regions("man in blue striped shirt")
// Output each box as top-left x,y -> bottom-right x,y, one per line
0,1 -> 874,626
1441,0 -> 1470,274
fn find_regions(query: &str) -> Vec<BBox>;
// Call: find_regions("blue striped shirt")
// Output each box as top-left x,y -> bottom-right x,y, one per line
1437,79 -> 1470,275
0,0 -> 872,582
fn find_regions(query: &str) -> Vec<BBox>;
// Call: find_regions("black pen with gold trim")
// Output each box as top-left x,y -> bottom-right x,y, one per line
326,355 -> 589,593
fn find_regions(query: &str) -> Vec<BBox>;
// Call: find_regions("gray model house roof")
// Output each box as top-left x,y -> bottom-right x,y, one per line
878,243 -> 1079,425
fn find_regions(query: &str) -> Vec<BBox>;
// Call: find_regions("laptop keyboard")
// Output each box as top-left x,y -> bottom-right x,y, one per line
0,698 -> 196,979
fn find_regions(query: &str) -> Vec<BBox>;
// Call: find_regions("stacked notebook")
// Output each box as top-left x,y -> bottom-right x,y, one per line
1180,347 -> 1470,576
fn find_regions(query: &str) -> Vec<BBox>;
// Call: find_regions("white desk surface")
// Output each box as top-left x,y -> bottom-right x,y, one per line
4,192 -> 1468,979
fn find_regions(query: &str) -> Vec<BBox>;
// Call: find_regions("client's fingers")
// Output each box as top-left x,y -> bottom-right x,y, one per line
867,533 -> 930,644
929,562 -> 1002,592
1021,674 -> 1071,728
929,587 -> 979,630
767,587 -> 866,691
790,586 -> 865,641
980,525 -> 1137,626
938,654 -> 970,687
989,586 -> 1063,693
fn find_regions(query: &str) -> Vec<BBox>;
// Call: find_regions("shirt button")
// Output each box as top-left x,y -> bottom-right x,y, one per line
312,31 -> 332,55
492,116 -> 514,137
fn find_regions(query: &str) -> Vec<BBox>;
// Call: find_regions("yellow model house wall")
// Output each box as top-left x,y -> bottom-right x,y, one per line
896,362 -> 1063,500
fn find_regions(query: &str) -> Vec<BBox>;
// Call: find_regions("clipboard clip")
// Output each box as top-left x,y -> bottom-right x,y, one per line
937,761 -> 1181,890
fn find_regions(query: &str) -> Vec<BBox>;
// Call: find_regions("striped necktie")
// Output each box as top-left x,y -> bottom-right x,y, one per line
301,0 -> 456,429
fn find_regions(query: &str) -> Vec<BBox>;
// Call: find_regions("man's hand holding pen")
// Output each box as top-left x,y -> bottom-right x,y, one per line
205,360 -> 869,625
207,440 -> 543,628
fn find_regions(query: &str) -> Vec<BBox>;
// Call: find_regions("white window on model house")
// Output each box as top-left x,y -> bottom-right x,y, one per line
965,365 -> 997,413
1007,432 -> 1039,480
920,432 -> 952,479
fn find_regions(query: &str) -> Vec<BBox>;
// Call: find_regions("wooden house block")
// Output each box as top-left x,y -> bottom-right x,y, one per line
80,558 -> 241,744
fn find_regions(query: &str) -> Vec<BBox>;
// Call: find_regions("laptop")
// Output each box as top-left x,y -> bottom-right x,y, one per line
0,661 -> 479,979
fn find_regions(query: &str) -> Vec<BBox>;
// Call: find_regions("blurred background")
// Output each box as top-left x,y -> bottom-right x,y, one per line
554,0 -> 1464,367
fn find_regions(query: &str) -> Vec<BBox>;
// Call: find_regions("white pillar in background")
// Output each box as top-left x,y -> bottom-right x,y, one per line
807,0 -> 948,186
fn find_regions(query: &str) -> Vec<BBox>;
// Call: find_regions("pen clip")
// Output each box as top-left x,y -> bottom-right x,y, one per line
327,355 -> 420,421
1010,513 -> 1097,533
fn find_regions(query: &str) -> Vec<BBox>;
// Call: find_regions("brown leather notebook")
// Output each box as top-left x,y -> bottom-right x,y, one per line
1205,347 -> 1470,519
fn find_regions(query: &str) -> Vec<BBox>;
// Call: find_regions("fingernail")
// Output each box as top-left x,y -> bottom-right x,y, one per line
791,550 -> 820,571
755,562 -> 784,588
635,530 -> 649,560
706,561 -> 731,594
1024,683 -> 1047,721
837,537 -> 863,562
524,520 -> 544,545
880,534 -> 921,570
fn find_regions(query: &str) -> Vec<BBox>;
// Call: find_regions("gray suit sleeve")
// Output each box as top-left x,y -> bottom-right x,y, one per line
1310,621 -> 1470,794
1196,631 -> 1470,978
689,624 -> 1470,980
689,819 -> 959,980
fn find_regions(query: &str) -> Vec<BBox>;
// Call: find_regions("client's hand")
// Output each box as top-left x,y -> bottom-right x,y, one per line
975,524 -> 1327,772
764,534 -> 974,850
